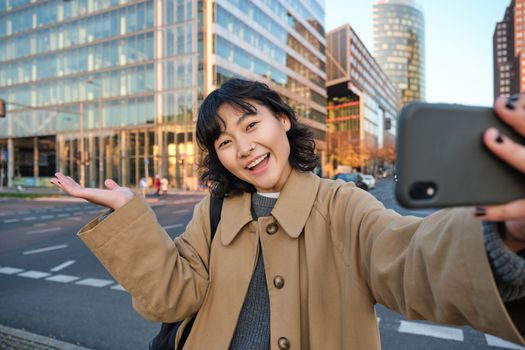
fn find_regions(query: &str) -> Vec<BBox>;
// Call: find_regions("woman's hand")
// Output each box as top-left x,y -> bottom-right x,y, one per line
478,94 -> 525,252
51,172 -> 135,210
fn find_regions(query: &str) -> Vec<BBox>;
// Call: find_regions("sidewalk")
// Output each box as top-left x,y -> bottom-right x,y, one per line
0,325 -> 91,350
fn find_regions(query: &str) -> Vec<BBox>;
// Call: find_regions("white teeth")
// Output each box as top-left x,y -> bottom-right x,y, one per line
247,154 -> 269,169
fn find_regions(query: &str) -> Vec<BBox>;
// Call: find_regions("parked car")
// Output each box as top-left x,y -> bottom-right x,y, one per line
362,174 -> 376,190
333,173 -> 369,191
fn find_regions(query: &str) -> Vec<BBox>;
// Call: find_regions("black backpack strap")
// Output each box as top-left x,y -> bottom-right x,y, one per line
209,193 -> 223,241
175,193 -> 223,350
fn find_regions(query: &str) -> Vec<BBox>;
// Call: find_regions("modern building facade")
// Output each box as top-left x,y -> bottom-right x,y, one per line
326,24 -> 400,175
0,0 -> 326,189
494,0 -> 524,98
373,0 -> 425,106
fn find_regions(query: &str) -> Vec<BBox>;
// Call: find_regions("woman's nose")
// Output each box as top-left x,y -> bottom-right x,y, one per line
237,142 -> 255,158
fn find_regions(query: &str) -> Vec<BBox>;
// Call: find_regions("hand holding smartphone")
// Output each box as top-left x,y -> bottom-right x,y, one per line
395,102 -> 525,208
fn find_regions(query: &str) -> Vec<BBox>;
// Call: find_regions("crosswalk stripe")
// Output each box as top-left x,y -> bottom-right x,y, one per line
46,275 -> 80,283
18,270 -> 51,279
398,321 -> 464,341
485,334 -> 525,349
75,278 -> 114,288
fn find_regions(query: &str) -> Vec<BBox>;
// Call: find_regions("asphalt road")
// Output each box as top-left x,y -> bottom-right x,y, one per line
0,182 -> 523,350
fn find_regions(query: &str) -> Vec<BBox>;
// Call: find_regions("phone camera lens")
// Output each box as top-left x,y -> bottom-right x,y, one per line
409,182 -> 438,200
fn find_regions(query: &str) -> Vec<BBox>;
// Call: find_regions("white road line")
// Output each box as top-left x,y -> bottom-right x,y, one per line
87,210 -> 102,214
18,270 -> 51,279
27,227 -> 61,235
57,213 -> 70,217
50,260 -> 76,272
40,215 -> 54,219
485,335 -> 525,349
0,267 -> 24,275
75,278 -> 114,288
45,274 -> 80,283
398,321 -> 464,341
67,216 -> 82,221
23,244 -> 68,255
4,218 -> 19,223
163,223 -> 184,230
32,223 -> 47,227
22,217 -> 37,221
111,284 -> 126,291
172,209 -> 190,214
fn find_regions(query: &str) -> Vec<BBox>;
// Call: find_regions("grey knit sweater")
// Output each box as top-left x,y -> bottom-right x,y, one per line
229,193 -> 276,350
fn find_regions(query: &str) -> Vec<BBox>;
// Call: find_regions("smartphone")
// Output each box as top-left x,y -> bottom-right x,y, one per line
395,102 -> 525,208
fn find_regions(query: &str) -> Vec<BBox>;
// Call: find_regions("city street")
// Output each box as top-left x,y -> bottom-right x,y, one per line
0,181 -> 523,350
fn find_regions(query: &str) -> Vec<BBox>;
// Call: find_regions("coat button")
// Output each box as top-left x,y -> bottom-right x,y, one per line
278,337 -> 290,349
266,222 -> 278,235
273,275 -> 285,289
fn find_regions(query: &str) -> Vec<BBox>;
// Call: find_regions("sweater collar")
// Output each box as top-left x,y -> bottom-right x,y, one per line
220,169 -> 320,246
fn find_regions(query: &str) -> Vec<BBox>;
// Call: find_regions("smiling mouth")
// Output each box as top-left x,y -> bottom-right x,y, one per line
246,153 -> 270,170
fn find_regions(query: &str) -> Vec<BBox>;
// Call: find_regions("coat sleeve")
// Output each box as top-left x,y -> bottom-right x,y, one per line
329,184 -> 525,345
78,194 -> 212,323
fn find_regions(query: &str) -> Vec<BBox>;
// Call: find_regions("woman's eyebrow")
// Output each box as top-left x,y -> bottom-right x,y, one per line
236,111 -> 257,125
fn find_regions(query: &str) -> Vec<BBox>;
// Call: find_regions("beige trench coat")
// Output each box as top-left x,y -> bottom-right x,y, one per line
79,169 -> 525,349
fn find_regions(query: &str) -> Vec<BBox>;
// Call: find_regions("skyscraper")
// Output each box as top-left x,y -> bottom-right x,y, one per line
326,24 -> 400,175
373,0 -> 425,106
494,0 -> 524,99
0,0 -> 326,189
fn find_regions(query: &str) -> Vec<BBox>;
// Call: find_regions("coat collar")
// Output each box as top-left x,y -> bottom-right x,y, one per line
220,169 -> 320,245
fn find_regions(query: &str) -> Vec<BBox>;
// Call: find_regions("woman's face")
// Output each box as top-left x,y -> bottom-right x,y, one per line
214,101 -> 292,193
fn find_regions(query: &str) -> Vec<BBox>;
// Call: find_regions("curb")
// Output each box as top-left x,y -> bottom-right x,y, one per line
0,324 -> 92,350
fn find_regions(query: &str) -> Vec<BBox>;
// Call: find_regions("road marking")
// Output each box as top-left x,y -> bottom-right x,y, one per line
22,217 -> 37,221
68,216 -> 82,221
163,223 -> 184,230
4,218 -> 19,223
398,321 -> 464,341
50,260 -> 76,272
172,209 -> 190,214
18,270 -> 51,279
40,215 -> 54,219
33,223 -> 47,227
0,267 -> 24,275
75,278 -> 114,288
46,274 -> 80,283
485,335 -> 525,349
88,210 -> 102,214
57,213 -> 70,217
23,244 -> 68,255
111,284 -> 126,291
27,227 -> 61,235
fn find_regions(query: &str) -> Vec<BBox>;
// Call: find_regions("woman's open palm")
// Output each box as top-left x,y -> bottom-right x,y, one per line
51,172 -> 134,210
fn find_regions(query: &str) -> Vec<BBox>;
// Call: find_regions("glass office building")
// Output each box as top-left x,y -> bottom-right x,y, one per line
326,24 -> 400,175
373,0 -> 425,106
0,0 -> 326,189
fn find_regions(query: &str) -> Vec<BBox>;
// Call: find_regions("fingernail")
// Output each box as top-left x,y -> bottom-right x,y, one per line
495,132 -> 504,144
506,94 -> 519,110
474,207 -> 486,217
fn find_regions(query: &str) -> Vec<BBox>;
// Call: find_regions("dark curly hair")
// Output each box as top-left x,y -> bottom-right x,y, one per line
196,79 -> 319,198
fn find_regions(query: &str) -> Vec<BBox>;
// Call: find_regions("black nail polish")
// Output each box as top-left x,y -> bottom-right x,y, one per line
506,94 -> 519,109
474,207 -> 486,217
495,133 -> 503,143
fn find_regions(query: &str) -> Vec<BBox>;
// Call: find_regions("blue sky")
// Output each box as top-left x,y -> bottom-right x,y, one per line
325,0 -> 511,107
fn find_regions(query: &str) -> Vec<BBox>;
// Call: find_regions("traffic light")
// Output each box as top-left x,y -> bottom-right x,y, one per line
0,99 -> 5,118
385,117 -> 392,130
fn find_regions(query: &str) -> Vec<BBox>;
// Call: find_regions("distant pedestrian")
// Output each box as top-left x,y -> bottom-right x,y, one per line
154,175 -> 161,196
139,177 -> 148,196
160,177 -> 169,195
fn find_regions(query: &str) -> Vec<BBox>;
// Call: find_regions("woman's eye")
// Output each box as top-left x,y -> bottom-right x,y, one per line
218,140 -> 230,148
247,122 -> 258,130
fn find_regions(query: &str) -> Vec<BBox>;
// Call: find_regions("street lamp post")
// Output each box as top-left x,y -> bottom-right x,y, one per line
87,79 -> 104,188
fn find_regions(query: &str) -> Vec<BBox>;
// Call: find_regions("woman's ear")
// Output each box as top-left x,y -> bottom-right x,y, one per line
279,114 -> 292,132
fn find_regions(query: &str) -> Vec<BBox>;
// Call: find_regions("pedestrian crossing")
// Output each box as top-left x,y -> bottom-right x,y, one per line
0,263 -> 523,349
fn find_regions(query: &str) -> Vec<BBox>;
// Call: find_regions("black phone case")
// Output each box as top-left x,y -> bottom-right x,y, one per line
395,102 -> 525,208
